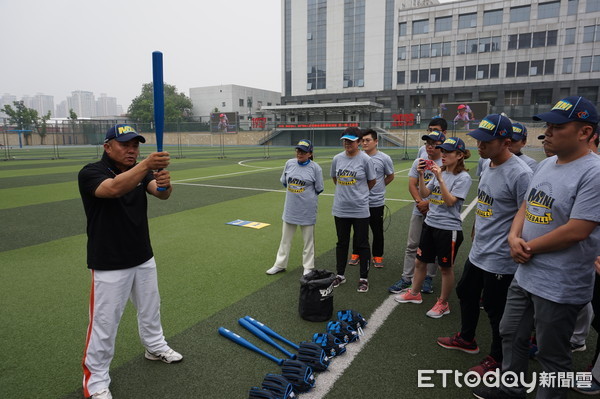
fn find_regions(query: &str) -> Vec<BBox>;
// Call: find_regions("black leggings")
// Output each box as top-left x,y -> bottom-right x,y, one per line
352,206 -> 384,258
335,216 -> 370,279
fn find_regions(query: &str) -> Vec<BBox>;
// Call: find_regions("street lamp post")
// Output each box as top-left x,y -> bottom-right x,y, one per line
415,85 -> 424,128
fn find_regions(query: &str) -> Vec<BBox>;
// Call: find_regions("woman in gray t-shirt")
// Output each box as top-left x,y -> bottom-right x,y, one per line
395,137 -> 472,319
330,128 -> 376,293
266,139 -> 324,276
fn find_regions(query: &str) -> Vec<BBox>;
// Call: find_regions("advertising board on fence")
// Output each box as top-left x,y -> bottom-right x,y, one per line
210,112 -> 238,133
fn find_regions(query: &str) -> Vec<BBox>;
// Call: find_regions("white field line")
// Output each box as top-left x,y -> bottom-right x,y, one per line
303,195 -> 480,399
237,159 -> 274,169
172,182 -> 418,203
172,167 -> 281,183
173,162 -> 411,184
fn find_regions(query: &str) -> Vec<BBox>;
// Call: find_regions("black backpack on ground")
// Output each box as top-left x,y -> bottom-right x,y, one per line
298,269 -> 335,322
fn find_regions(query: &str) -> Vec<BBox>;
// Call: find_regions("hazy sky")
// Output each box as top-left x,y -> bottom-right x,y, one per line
0,0 -> 282,109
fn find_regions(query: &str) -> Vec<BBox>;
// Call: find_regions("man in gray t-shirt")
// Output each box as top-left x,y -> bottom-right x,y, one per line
437,114 -> 533,377
473,96 -> 600,399
509,122 -> 538,172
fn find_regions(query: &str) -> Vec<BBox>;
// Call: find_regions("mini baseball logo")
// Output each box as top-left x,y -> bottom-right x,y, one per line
287,177 -> 306,193
552,100 -> 573,111
479,119 -> 496,131
117,125 -> 136,135
526,187 -> 555,225
337,169 -> 357,185
476,188 -> 494,218
429,185 -> 444,205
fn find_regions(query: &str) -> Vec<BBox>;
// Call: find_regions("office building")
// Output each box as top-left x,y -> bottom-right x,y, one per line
275,0 -> 600,123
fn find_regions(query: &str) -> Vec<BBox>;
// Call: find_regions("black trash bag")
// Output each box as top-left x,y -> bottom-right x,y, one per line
299,269 -> 336,322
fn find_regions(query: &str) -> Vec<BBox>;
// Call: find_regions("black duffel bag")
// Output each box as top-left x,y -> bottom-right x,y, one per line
299,269 -> 336,322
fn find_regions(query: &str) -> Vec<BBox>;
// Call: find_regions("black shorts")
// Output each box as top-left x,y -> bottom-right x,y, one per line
416,222 -> 464,268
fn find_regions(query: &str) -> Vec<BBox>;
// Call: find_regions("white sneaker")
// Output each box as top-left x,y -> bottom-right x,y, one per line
145,348 -> 183,363
266,266 -> 285,275
91,388 -> 112,399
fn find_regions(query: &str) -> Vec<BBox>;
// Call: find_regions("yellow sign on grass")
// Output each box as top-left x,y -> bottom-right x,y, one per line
226,219 -> 271,229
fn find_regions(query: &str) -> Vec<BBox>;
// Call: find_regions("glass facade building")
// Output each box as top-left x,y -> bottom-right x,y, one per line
281,0 -> 600,120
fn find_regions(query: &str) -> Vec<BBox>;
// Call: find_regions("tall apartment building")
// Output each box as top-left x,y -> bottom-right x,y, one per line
1,93 -> 18,110
67,90 -> 96,118
278,0 -> 600,122
96,94 -> 119,117
29,94 -> 55,116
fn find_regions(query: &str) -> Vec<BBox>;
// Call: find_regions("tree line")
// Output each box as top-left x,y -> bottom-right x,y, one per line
1,83 -> 194,145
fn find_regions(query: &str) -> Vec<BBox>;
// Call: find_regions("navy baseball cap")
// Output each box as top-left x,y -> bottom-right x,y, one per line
467,114 -> 513,142
295,139 -> 313,152
437,137 -> 467,153
533,96 -> 599,125
511,123 -> 528,141
104,124 -> 146,143
421,130 -> 446,142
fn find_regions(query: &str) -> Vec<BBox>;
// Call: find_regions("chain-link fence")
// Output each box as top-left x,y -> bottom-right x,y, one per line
0,116 -> 548,161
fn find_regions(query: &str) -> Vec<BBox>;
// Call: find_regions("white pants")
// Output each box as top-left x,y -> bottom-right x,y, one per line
273,222 -> 315,270
82,257 -> 169,397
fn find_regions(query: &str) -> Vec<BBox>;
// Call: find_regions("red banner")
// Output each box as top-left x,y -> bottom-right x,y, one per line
276,122 -> 359,129
252,117 -> 267,129
391,113 -> 415,127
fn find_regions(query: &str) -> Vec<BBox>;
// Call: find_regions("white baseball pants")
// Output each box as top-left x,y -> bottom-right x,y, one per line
82,257 -> 169,397
272,222 -> 315,270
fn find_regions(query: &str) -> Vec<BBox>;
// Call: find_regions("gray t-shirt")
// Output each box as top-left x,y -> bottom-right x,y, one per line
476,158 -> 490,177
368,151 -> 394,207
417,145 -> 427,160
330,151 -> 376,218
515,152 -> 600,305
469,155 -> 533,274
409,157 -> 443,216
425,170 -> 472,230
517,153 -> 538,172
281,159 -> 324,225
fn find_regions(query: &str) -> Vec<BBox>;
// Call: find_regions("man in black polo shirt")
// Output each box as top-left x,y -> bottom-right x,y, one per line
78,124 -> 181,399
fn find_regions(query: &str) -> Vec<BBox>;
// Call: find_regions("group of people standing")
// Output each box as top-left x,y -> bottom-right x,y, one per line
267,95 -> 600,399
78,95 -> 599,399
266,127 -> 394,294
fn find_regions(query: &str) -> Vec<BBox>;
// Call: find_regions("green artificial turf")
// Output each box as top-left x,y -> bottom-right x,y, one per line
0,146 -> 593,399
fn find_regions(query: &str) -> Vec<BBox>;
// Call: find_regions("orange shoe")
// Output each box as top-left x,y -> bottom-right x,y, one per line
373,257 -> 384,268
394,289 -> 423,304
426,298 -> 450,319
348,254 -> 359,266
